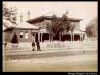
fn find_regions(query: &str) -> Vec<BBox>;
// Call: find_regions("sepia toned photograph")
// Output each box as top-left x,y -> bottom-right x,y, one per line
2,1 -> 98,72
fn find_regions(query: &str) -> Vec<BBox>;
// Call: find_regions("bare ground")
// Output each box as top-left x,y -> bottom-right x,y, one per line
3,52 -> 98,72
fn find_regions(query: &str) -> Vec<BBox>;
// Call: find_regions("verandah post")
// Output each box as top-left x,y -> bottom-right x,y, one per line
38,33 -> 40,42
59,33 -> 61,41
41,33 -> 42,42
71,33 -> 72,42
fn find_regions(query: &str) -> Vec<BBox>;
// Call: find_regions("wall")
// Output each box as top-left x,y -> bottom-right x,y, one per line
3,31 -> 11,42
4,28 -> 36,43
33,19 -> 80,31
70,21 -> 80,30
15,29 -> 34,42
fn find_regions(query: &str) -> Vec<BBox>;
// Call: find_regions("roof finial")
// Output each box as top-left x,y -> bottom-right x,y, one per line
20,13 -> 23,22
66,10 -> 69,14
28,10 -> 30,20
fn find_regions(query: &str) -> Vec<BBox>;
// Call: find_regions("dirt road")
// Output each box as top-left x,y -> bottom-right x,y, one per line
3,51 -> 98,72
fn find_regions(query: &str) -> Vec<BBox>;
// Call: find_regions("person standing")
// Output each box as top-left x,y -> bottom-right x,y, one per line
36,40 -> 41,51
32,40 -> 35,51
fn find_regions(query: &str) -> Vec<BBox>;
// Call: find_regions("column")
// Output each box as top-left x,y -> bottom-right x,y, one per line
31,32 -> 33,42
81,34 -> 83,41
39,33 -> 41,42
49,34 -> 50,42
59,34 -> 61,41
80,34 -> 81,41
73,34 -> 74,41
71,34 -> 72,42
84,34 -> 86,40
38,33 -> 40,42
34,33 -> 36,42
41,33 -> 42,42
52,35 -> 53,42
85,34 -> 88,41
62,33 -> 63,41
32,33 -> 34,41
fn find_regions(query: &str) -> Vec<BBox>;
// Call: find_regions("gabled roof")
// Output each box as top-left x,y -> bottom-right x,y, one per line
15,22 -> 39,29
27,16 -> 83,24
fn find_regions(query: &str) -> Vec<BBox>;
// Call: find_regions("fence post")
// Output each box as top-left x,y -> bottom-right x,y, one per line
3,43 -> 7,72
78,40 -> 79,49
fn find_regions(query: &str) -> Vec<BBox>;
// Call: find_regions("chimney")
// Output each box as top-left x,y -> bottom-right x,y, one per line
27,10 -> 30,20
20,13 -> 23,22
66,10 -> 69,17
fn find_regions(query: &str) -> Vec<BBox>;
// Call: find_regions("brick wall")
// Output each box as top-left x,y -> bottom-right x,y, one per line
3,29 -> 36,43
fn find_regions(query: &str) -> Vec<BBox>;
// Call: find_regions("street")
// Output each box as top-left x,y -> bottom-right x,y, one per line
6,50 -> 96,60
3,50 -> 98,72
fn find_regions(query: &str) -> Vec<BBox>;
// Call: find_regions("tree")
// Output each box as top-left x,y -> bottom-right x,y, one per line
46,14 -> 71,41
86,17 -> 98,38
69,23 -> 76,33
11,32 -> 18,43
61,14 -> 71,32
3,3 -> 17,27
46,15 -> 58,41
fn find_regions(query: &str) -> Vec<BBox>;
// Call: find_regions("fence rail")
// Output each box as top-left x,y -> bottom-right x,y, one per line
40,40 -> 97,50
4,40 -> 97,51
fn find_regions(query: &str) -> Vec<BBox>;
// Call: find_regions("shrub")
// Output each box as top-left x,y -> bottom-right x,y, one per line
11,32 -> 18,43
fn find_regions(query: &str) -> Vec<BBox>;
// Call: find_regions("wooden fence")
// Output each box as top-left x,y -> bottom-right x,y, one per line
4,40 -> 97,51
40,40 -> 97,50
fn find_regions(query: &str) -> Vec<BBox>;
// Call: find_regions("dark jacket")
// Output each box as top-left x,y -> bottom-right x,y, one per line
32,42 -> 35,46
36,41 -> 40,46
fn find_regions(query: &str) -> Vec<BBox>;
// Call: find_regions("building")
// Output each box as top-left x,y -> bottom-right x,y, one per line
3,11 -> 86,43
3,22 -> 39,43
27,15 -> 85,42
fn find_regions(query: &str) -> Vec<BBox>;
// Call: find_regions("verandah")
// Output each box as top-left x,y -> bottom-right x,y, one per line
34,32 -> 85,42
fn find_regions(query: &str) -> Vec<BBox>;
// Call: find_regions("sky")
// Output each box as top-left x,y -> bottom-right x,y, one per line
3,1 -> 98,31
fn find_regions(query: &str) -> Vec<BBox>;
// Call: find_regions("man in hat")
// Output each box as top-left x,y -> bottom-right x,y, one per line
36,40 -> 41,51
32,40 -> 35,51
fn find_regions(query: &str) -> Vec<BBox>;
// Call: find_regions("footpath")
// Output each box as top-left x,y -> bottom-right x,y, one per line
4,48 -> 97,56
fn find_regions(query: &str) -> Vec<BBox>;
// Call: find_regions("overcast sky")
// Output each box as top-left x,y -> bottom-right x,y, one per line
3,1 -> 98,31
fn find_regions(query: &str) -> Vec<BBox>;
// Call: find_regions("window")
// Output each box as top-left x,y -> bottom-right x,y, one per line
25,32 -> 28,39
71,22 -> 75,25
20,31 -> 23,38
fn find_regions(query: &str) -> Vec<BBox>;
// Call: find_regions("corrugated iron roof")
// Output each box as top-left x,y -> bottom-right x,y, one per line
15,22 -> 39,29
27,16 -> 83,24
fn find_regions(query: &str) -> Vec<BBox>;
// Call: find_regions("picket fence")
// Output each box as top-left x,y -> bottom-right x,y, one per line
4,40 -> 97,51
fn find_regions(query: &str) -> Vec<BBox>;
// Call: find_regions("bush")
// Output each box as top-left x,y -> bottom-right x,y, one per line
11,32 -> 18,43
86,17 -> 98,38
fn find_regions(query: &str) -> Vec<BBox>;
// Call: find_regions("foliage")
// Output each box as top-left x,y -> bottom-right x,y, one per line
46,14 -> 72,37
86,17 -> 98,37
61,14 -> 71,32
3,3 -> 17,27
11,32 -> 18,43
69,23 -> 76,33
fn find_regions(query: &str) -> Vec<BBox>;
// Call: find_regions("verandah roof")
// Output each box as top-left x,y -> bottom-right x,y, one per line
39,29 -> 85,34
39,29 -> 48,33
